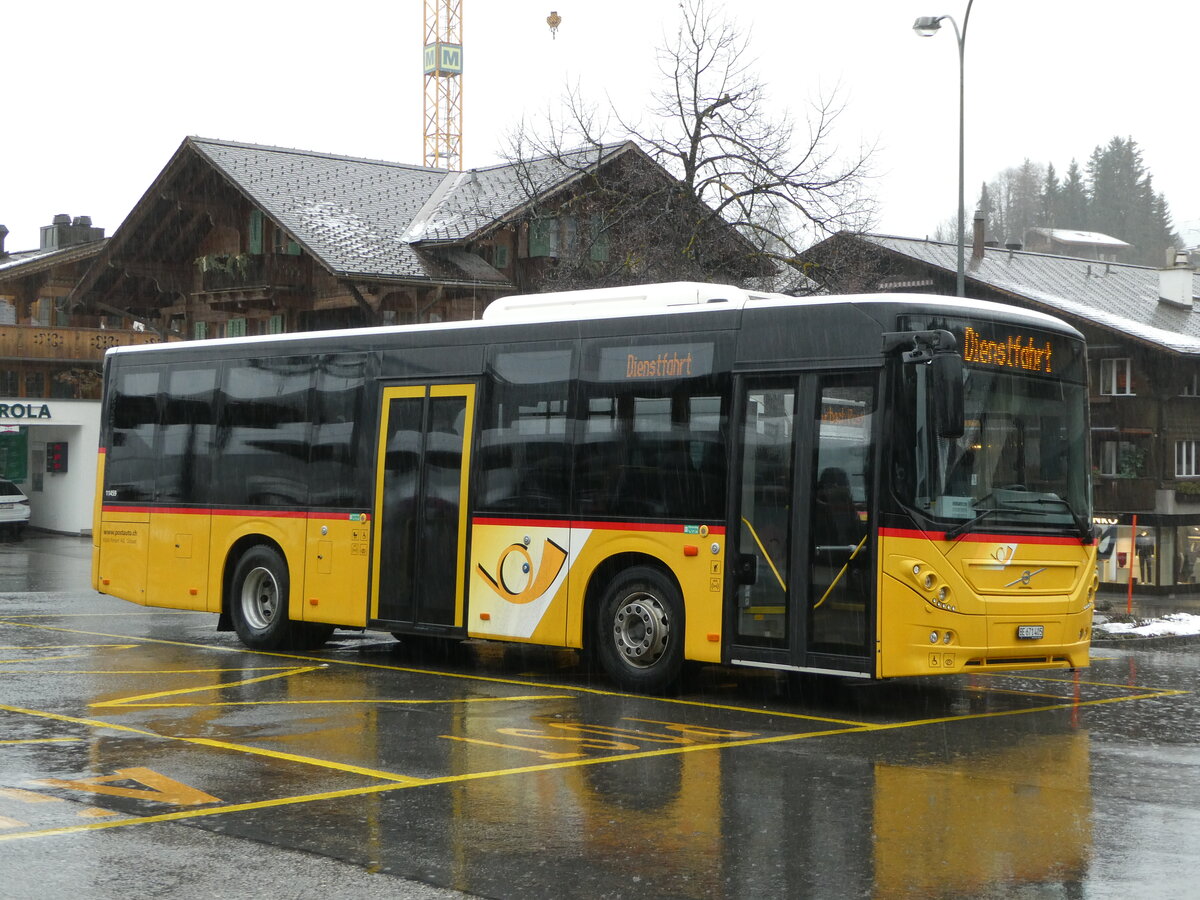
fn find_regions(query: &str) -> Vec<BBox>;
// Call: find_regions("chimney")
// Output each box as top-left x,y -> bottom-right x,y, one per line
39,213 -> 104,250
1159,248 -> 1195,309
0,224 -> 8,257
972,209 -> 985,262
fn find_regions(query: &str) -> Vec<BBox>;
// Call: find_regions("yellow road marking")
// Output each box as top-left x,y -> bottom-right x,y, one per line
36,767 -> 220,806
0,788 -> 62,803
104,695 -> 576,709
0,683 -> 1186,842
0,645 -> 139,650
0,620 -> 871,725
0,704 -> 419,785
92,666 -> 326,707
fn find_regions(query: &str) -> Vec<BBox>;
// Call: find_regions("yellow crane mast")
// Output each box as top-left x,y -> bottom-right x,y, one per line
423,0 -> 463,170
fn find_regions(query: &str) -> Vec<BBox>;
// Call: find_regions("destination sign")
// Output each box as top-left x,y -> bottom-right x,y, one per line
962,327 -> 1054,374
598,344 -> 715,381
899,314 -> 1084,383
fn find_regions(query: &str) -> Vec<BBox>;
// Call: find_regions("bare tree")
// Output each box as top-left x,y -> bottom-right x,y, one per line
504,0 -> 875,291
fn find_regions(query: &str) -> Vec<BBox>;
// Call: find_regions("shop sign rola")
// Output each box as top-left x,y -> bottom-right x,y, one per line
0,403 -> 52,420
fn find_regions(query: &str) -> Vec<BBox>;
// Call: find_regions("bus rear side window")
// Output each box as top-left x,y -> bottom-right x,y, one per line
107,368 -> 159,502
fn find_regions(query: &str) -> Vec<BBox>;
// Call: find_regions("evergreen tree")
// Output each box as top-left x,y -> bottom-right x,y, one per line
1058,161 -> 1089,229
958,138 -> 1178,264
1039,163 -> 1060,228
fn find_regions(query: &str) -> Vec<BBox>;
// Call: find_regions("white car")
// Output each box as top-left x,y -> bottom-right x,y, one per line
0,479 -> 30,540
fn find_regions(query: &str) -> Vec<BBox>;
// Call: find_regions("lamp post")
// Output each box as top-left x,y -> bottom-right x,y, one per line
914,1 -> 974,298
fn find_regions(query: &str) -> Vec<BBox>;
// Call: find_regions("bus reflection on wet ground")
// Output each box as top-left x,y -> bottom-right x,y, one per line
3,561 -> 1196,897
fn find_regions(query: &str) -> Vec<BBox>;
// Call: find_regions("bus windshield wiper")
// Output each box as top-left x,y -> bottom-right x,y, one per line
945,506 -> 1002,540
1000,495 -> 1094,543
944,504 -> 1040,541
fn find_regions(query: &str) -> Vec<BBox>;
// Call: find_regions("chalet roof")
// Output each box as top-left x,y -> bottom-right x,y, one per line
189,137 -> 635,282
854,233 -> 1200,355
0,239 -> 107,278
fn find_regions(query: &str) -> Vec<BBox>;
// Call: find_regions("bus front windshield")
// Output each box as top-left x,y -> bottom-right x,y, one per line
896,362 -> 1091,538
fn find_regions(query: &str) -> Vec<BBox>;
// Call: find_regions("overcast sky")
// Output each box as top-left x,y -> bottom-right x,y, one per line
4,0 -> 1197,252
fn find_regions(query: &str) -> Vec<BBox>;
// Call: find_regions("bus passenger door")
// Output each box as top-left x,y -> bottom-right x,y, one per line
729,373 -> 874,675
371,384 -> 475,631
806,373 -> 874,668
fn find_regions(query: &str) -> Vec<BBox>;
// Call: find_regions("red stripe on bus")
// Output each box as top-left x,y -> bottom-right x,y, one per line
473,516 -> 726,535
101,506 -> 358,521
879,526 -> 1083,546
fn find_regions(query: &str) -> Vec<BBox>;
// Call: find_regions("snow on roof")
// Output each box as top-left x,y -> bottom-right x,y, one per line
1027,227 -> 1131,248
187,137 -> 633,284
861,234 -> 1200,355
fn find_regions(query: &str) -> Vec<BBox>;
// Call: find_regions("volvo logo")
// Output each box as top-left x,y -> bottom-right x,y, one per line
1005,567 -> 1047,588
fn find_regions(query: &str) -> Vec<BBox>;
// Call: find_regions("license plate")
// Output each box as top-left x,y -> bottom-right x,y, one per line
1017,625 -> 1045,640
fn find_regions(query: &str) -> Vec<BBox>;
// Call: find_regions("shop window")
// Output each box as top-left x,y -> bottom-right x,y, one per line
0,371 -> 17,395
1099,358 -> 1133,396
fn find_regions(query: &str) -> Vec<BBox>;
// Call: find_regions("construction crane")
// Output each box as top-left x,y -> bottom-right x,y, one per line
423,0 -> 463,170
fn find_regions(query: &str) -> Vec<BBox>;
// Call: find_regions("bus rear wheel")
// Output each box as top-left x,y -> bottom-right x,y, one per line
231,546 -> 296,651
596,566 -> 684,693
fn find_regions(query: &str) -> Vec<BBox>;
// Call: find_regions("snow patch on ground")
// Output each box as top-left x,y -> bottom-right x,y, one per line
1094,612 -> 1200,637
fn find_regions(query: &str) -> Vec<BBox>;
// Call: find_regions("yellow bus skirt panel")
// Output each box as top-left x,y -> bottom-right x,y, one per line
301,513 -> 371,627
878,529 -> 1095,678
97,509 -> 150,605
208,511 -> 309,618
468,519 -> 725,663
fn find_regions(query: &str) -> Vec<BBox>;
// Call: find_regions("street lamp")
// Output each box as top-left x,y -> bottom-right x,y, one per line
914,1 -> 974,298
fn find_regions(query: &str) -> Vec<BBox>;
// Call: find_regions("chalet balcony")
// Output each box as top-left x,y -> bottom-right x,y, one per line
0,324 -> 161,363
1093,476 -> 1157,513
196,254 -> 309,297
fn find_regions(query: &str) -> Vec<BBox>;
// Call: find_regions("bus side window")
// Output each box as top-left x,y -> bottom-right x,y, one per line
477,346 -> 573,515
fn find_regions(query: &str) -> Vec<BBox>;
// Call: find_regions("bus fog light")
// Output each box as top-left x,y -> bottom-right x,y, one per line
929,631 -> 940,644
943,631 -> 953,644
923,573 -> 936,590
937,586 -> 949,602
913,565 -> 922,575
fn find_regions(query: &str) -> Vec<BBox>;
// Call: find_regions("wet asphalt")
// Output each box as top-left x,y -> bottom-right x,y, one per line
1,533 -> 1198,899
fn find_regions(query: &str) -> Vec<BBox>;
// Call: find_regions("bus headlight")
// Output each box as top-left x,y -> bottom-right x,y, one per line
929,631 -> 940,644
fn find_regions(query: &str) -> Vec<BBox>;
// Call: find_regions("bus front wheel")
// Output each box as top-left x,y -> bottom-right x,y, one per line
596,566 -> 684,693
231,546 -> 295,651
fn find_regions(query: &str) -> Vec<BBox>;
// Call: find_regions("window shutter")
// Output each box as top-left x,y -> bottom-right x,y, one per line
248,210 -> 264,255
227,318 -> 247,338
529,218 -> 558,258
194,321 -> 208,341
589,215 -> 610,262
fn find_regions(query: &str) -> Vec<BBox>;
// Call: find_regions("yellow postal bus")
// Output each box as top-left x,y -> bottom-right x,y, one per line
93,283 -> 1096,691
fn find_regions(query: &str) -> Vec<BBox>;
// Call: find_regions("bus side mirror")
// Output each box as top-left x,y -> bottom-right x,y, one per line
930,352 -> 965,439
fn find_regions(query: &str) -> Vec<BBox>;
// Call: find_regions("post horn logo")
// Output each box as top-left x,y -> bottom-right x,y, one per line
991,544 -> 1017,565
477,538 -> 568,604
